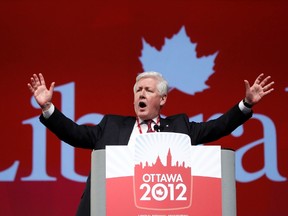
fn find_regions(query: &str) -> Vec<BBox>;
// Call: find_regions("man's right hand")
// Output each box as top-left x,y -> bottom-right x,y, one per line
27,73 -> 55,111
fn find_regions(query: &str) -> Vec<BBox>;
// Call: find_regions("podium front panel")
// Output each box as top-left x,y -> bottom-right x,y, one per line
91,133 -> 236,216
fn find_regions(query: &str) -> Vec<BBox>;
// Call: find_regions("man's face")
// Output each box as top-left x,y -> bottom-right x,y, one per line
134,77 -> 167,120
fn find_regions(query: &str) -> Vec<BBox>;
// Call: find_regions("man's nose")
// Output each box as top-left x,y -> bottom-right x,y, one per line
139,90 -> 146,98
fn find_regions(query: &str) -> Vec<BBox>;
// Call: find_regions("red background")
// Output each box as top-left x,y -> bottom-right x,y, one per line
0,0 -> 287,215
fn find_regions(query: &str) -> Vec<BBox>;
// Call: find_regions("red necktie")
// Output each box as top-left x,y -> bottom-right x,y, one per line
145,119 -> 154,133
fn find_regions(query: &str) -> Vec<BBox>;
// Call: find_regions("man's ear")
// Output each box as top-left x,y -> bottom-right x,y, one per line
160,95 -> 167,106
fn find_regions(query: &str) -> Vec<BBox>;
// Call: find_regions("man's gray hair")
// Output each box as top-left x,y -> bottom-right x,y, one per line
133,71 -> 169,96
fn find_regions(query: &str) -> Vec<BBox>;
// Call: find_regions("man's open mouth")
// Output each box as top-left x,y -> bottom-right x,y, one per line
139,101 -> 147,108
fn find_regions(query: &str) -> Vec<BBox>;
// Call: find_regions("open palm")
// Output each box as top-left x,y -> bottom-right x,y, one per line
27,73 -> 55,110
244,73 -> 274,105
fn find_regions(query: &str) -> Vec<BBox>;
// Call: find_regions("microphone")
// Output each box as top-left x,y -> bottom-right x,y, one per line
154,124 -> 163,132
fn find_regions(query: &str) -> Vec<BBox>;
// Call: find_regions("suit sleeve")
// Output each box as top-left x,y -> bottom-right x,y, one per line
39,107 -> 106,149
189,103 -> 252,144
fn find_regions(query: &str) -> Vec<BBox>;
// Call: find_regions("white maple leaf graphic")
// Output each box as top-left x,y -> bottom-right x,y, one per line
155,188 -> 164,197
139,26 -> 218,95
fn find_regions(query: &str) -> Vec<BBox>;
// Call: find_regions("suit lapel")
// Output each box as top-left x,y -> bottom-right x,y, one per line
160,118 -> 173,132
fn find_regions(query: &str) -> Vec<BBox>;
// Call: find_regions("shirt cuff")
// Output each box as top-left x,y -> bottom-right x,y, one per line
238,100 -> 252,115
42,103 -> 55,119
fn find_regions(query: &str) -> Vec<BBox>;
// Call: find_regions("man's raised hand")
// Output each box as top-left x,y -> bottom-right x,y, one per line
244,73 -> 274,106
27,73 -> 55,111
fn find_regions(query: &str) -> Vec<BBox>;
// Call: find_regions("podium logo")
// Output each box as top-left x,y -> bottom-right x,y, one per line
134,149 -> 192,210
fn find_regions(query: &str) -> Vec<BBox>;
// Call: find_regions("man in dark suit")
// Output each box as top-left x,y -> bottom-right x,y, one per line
28,71 -> 274,216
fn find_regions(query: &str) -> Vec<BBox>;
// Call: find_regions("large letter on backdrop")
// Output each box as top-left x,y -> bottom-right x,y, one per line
236,114 -> 286,182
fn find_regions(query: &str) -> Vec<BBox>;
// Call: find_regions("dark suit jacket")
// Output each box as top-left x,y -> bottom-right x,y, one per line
40,103 -> 252,216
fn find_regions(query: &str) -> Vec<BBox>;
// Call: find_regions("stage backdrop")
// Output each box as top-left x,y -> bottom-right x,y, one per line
0,0 -> 287,215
